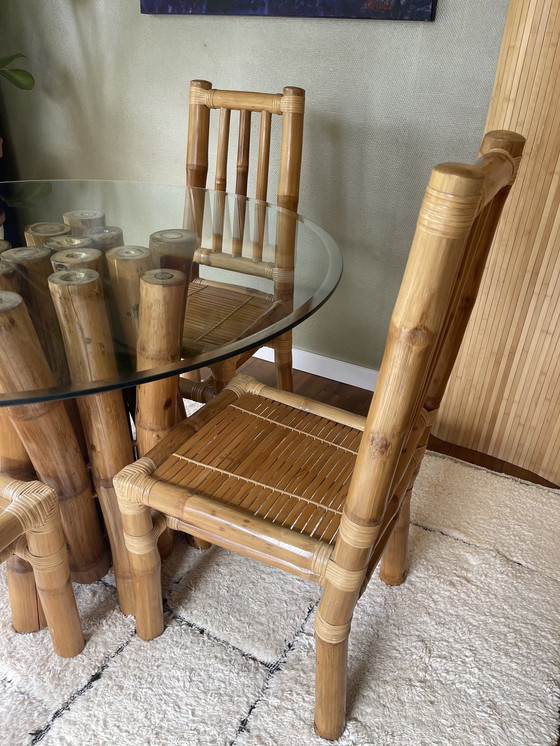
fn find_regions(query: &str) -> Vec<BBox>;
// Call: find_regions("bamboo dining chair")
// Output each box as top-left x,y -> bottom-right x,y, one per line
0,474 -> 84,657
180,79 -> 305,398
114,130 -> 524,739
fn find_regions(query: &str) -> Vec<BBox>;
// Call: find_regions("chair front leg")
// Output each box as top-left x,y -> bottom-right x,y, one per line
7,554 -> 46,632
123,506 -> 165,641
25,503 -> 84,658
314,582 -> 357,740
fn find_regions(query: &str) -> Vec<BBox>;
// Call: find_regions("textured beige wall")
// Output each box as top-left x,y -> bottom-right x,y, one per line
0,0 -> 508,369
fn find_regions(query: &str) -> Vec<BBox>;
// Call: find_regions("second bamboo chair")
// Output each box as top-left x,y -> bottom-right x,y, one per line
0,474 -> 84,657
114,130 -> 525,739
180,79 -> 305,398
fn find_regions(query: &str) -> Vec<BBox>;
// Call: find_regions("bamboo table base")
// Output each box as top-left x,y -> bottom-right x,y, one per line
0,292 -> 109,583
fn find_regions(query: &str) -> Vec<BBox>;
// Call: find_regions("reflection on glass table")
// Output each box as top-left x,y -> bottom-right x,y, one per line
0,180 -> 342,596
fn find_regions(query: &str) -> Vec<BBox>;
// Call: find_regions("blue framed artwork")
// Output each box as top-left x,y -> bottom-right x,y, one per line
140,1 -> 437,21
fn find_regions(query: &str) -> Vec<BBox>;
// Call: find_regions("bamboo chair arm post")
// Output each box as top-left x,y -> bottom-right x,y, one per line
187,79 -> 212,188
277,86 -> 305,215
0,477 -> 84,656
114,459 -> 164,640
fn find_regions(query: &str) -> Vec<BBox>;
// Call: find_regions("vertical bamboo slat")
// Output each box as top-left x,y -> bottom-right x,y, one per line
0,291 -> 109,582
49,269 -> 135,612
433,0 -> 560,485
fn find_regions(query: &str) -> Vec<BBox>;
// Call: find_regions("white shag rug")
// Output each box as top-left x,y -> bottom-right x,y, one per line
1,450 -> 559,745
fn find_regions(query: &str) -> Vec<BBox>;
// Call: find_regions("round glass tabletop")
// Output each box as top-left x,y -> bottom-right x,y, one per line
0,181 -> 342,404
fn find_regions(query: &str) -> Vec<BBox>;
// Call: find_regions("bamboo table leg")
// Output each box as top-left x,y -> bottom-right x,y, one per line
136,269 -> 209,551
0,291 -> 109,583
136,269 -> 188,455
49,269 -> 136,613
105,246 -> 153,356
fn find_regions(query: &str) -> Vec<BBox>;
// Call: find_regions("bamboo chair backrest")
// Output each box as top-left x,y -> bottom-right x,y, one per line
186,80 -> 305,267
334,131 -> 525,579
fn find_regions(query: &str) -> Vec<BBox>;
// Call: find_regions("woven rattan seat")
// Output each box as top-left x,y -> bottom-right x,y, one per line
115,130 -> 525,739
182,282 -> 282,356
154,391 -> 363,546
182,80 -> 305,397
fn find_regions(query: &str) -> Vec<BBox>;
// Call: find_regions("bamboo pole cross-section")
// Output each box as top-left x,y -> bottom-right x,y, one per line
44,236 -> 94,252
149,229 -> 197,278
106,246 -> 154,356
49,269 -> 136,612
0,291 -> 110,582
50,248 -> 102,273
24,222 -> 71,247
433,0 -> 560,485
63,210 -> 106,237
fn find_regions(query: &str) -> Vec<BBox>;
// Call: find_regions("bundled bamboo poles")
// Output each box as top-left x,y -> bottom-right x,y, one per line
49,269 -> 135,612
0,291 -> 109,582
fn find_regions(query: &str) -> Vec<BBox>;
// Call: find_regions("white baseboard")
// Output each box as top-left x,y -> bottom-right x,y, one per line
254,347 -> 378,391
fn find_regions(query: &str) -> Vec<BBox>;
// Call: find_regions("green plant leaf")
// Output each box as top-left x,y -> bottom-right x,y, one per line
1,182 -> 53,207
0,68 -> 35,90
0,53 -> 26,69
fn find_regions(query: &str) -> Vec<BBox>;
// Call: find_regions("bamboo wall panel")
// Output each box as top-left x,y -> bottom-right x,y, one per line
433,0 -> 560,485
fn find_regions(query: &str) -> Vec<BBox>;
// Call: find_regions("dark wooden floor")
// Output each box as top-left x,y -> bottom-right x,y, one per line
241,358 -> 558,489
